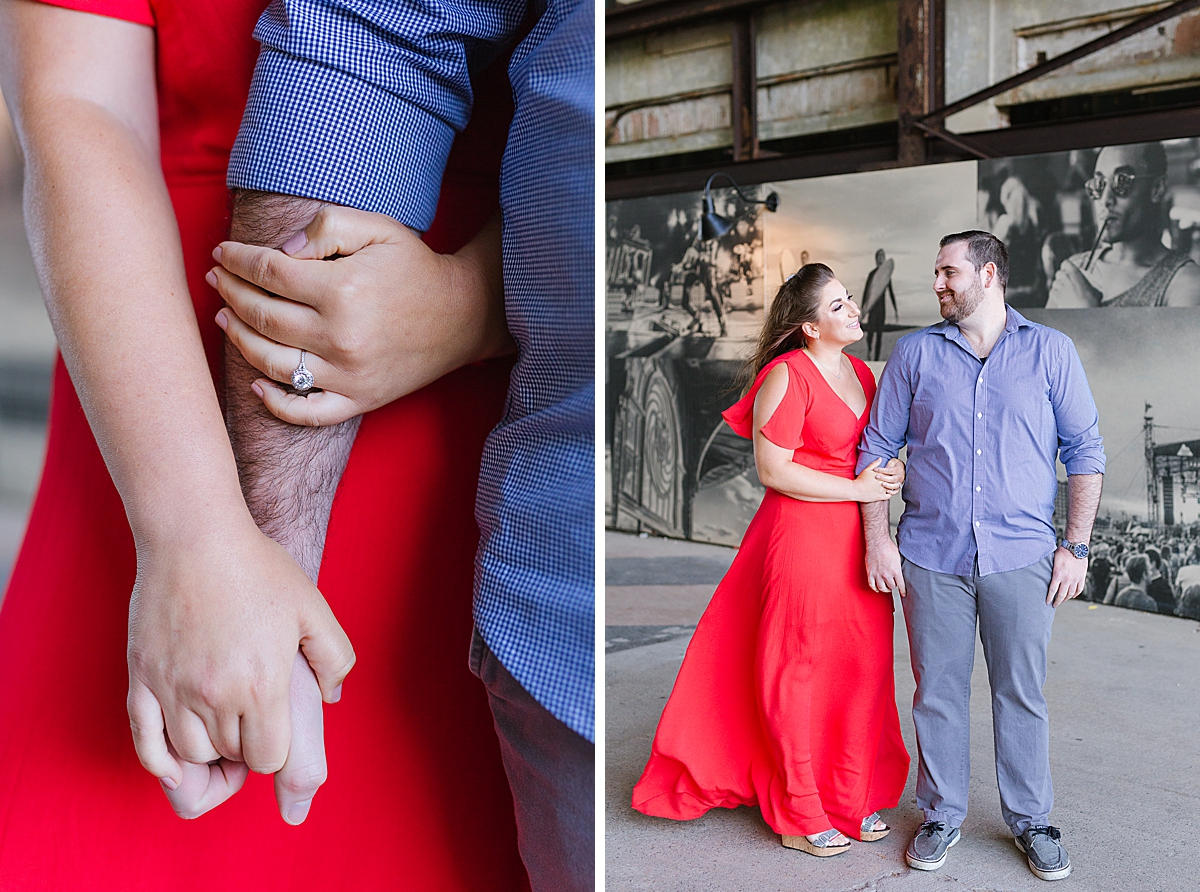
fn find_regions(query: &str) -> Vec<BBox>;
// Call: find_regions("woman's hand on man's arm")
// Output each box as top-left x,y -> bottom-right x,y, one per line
751,364 -> 902,503
209,205 -> 515,427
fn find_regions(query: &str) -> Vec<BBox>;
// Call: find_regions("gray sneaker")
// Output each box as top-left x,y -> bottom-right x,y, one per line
1015,825 -> 1072,881
906,820 -> 961,871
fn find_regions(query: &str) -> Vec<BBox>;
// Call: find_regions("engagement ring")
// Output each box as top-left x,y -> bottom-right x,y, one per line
291,350 -> 315,393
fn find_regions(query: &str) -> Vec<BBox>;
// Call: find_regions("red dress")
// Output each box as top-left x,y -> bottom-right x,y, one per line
631,349 -> 909,840
0,2 -> 527,890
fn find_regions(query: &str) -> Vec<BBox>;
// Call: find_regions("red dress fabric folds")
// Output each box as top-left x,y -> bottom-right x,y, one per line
0,2 -> 527,889
631,349 -> 909,840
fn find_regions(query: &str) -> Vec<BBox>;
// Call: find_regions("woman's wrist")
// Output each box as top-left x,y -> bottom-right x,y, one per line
446,258 -> 514,368
128,483 -> 255,555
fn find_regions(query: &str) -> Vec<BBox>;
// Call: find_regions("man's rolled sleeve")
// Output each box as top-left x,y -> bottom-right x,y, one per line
857,346 -> 912,474
227,0 -> 528,231
1052,336 -> 1106,476
229,50 -> 454,229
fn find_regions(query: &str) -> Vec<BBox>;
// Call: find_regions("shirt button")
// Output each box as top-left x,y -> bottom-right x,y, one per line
975,521 -> 980,527
978,376 -> 983,384
976,449 -> 982,455
977,412 -> 982,418
976,486 -> 981,492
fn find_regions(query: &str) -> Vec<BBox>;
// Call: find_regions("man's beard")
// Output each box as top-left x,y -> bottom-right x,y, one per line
939,276 -> 986,323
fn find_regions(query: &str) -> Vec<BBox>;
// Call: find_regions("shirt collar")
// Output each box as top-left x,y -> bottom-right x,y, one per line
929,303 -> 1032,343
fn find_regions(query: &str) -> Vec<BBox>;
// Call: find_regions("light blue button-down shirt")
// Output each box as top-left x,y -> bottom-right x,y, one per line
857,306 -> 1105,577
227,0 -> 594,741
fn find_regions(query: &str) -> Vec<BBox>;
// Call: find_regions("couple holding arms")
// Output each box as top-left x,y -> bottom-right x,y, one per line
0,0 -> 592,890
634,230 -> 1105,883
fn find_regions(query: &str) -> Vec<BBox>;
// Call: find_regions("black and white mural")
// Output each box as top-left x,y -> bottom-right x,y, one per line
978,139 -> 1200,309
606,138 -> 1200,619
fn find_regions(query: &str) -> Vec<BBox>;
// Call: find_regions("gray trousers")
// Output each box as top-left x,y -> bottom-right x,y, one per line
469,627 -> 595,892
901,554 -> 1056,836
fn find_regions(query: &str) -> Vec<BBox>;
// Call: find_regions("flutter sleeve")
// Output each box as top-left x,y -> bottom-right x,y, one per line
721,354 -> 809,449
33,0 -> 153,25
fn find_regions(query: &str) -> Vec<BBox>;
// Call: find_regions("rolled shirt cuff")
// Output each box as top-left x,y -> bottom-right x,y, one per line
1062,453 -> 1106,476
855,450 -> 896,476
228,48 -> 454,232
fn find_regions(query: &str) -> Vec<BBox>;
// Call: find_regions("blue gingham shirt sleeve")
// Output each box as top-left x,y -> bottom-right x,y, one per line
227,0 -> 528,231
1050,336 -> 1106,476
857,341 -> 913,474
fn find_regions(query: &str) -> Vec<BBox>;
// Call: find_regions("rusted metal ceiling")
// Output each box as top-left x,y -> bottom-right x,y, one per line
606,0 -> 1200,198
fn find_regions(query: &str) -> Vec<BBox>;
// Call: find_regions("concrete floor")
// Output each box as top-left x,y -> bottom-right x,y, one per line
606,530 -> 1200,892
0,107 -> 57,590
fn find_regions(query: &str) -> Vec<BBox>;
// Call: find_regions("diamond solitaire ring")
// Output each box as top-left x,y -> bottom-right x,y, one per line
291,350 -> 315,393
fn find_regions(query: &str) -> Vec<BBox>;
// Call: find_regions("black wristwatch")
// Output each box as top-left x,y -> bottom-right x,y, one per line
1059,539 -> 1089,560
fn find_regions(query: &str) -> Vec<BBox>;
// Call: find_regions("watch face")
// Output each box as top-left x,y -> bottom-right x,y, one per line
1062,540 -> 1088,559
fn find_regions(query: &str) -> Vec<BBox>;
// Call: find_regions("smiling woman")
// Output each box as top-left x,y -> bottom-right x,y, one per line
631,262 -> 910,856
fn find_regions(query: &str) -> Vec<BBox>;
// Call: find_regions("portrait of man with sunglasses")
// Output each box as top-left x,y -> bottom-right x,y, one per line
1046,141 -> 1200,307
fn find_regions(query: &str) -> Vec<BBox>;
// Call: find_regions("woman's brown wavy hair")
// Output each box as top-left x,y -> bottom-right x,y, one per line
735,262 -> 835,394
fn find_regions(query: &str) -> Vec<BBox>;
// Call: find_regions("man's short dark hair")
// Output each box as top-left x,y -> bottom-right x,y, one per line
940,230 -> 1009,292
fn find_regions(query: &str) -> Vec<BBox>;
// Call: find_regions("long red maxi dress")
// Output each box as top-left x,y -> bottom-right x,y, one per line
0,2 -> 528,890
631,349 -> 910,841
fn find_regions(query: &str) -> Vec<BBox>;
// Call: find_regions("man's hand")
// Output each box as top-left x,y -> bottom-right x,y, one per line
1046,259 -> 1102,308
1049,473 -> 1103,607
209,205 -> 513,428
126,521 -> 353,793
1046,547 -> 1088,607
861,499 -> 905,596
865,534 -> 907,597
156,652 -> 328,823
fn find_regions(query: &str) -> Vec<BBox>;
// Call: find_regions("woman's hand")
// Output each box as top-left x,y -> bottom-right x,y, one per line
852,458 -> 902,502
209,206 -> 514,427
127,520 -> 354,793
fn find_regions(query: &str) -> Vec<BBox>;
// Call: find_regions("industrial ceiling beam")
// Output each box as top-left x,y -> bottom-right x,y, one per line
605,0 -> 776,40
730,12 -> 759,161
897,0 -> 944,165
606,102 -> 1200,200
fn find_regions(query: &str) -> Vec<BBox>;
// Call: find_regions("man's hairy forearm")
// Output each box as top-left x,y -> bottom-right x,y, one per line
861,499 -> 892,547
224,190 -> 360,581
1065,473 -> 1103,545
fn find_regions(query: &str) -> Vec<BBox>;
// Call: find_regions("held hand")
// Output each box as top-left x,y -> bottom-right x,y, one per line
274,651 -> 327,825
157,652 -> 327,823
127,521 -> 354,792
1046,259 -> 1102,308
877,457 -> 905,488
865,535 -> 906,597
1046,547 -> 1088,607
208,206 -> 512,427
158,748 -> 249,820
853,459 -> 901,502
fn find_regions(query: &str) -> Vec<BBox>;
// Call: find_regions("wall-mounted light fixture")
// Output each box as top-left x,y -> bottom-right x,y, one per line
700,172 -> 779,241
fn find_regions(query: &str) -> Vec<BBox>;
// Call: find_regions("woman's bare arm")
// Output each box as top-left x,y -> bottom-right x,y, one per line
0,0 -> 351,820
752,363 -> 900,503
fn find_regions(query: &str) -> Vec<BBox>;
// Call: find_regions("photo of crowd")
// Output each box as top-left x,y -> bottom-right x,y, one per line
1084,530 -> 1200,619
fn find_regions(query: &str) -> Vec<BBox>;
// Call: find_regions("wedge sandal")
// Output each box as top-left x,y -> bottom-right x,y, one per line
781,828 -> 851,857
860,812 -> 890,841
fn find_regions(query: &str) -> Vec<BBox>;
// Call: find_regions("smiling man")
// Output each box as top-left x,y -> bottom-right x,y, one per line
858,231 -> 1105,881
1047,141 -> 1200,307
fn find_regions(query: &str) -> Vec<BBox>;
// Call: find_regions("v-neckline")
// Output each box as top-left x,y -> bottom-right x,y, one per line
797,349 -> 869,420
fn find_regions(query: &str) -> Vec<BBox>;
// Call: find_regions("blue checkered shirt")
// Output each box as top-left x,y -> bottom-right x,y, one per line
227,0 -> 595,742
